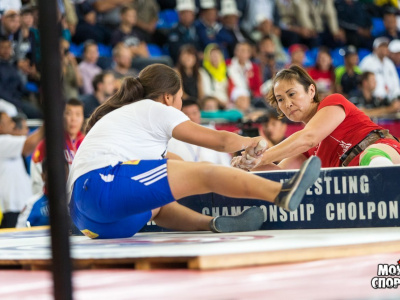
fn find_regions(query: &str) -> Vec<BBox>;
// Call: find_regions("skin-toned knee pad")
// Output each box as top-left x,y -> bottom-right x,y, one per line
360,148 -> 392,166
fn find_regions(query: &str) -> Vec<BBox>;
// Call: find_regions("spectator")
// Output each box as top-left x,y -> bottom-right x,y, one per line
72,2 -> 110,45
260,111 -> 287,148
388,39 -> 400,77
0,38 -> 42,119
360,36 -> 400,101
175,44 -> 204,100
335,45 -> 362,96
81,71 -> 115,118
230,87 -> 265,121
335,0 -> 373,50
0,10 -> 21,62
167,99 -> 231,166
194,0 -> 233,58
78,40 -> 102,95
275,0 -> 317,48
256,36 -> 285,83
110,42 -> 138,87
349,71 -> 400,117
110,5 -> 149,60
240,0 -> 275,38
377,5 -> 400,41
92,0 -> 134,30
17,158 -> 51,228
61,39 -> 83,100
168,0 -> 200,64
250,15 -> 287,64
199,43 -> 229,106
287,43 -> 307,68
227,42 -> 263,100
0,111 -> 44,228
220,0 -> 254,58
31,99 -> 85,195
307,47 -> 335,99
299,0 -> 346,48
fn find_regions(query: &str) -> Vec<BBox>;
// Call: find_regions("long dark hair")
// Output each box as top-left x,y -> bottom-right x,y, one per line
176,44 -> 200,77
86,63 -> 182,133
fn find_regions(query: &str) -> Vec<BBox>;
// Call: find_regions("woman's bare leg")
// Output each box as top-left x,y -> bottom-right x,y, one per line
166,160 -> 282,202
152,202 -> 212,231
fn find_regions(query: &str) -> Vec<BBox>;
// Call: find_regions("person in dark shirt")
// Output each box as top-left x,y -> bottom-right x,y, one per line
81,71 -> 115,118
377,5 -> 400,41
168,0 -> 200,63
334,45 -> 362,97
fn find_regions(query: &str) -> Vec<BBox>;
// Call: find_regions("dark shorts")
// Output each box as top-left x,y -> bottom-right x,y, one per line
69,159 -> 175,239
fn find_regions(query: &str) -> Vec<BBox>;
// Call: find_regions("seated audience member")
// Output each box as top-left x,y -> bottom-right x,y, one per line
260,111 -> 288,148
230,87 -> 265,121
81,71 -> 115,118
220,0 -> 254,58
167,99 -> 231,166
0,38 -> 41,119
376,5 -> 400,41
335,0 -> 373,50
61,39 -> 83,100
17,158 -> 51,227
175,44 -> 204,100
307,47 -> 335,99
110,43 -> 138,87
0,111 -> 44,228
256,36 -> 285,82
360,37 -> 400,101
72,2 -> 110,45
240,0 -> 275,39
110,5 -> 149,60
199,44 -> 229,106
78,40 -> 102,95
349,71 -> 400,118
286,44 -> 307,68
168,0 -> 200,64
31,99 -> 85,195
335,45 -> 362,96
200,95 -> 243,122
194,0 -> 233,58
388,39 -> 400,77
275,0 -> 318,48
0,10 -> 21,62
227,42 -> 263,100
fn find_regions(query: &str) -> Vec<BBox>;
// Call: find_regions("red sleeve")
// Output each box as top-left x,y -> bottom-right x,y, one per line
250,63 -> 262,98
317,93 -> 353,115
32,139 -> 46,163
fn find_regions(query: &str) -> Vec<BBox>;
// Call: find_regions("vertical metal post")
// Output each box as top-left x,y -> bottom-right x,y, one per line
37,1 -> 73,299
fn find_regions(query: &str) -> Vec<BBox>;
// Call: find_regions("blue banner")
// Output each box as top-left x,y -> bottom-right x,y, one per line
142,166 -> 400,231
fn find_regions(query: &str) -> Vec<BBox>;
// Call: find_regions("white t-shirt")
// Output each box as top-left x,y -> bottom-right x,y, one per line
67,100 -> 189,195
0,134 -> 32,212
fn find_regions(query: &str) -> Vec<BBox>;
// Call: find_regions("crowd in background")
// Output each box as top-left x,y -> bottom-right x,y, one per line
2,0 -> 400,228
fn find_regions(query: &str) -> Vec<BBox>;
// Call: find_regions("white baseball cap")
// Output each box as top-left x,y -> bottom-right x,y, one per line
389,39 -> 400,53
176,0 -> 196,12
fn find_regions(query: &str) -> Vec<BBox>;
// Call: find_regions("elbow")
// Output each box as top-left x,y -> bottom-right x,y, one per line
302,131 -> 320,150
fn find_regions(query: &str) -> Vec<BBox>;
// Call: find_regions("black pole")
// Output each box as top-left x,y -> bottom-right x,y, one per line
37,1 -> 73,299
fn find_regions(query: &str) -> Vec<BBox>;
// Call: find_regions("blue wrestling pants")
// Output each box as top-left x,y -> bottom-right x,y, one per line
69,159 -> 175,239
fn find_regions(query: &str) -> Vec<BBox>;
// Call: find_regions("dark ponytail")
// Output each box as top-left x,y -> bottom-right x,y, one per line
86,63 -> 182,133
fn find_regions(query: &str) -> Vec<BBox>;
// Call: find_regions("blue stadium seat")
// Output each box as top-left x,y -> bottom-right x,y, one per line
358,48 -> 371,61
331,48 -> 344,67
25,82 -> 39,93
304,47 -> 319,67
97,43 -> 112,58
69,43 -> 83,58
147,44 -> 163,57
371,17 -> 385,37
157,9 -> 179,29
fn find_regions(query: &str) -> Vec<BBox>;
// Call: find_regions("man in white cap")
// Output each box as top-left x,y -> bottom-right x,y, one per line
360,37 -> 400,102
168,0 -> 200,63
220,0 -> 253,57
194,0 -> 233,58
388,39 -> 400,78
